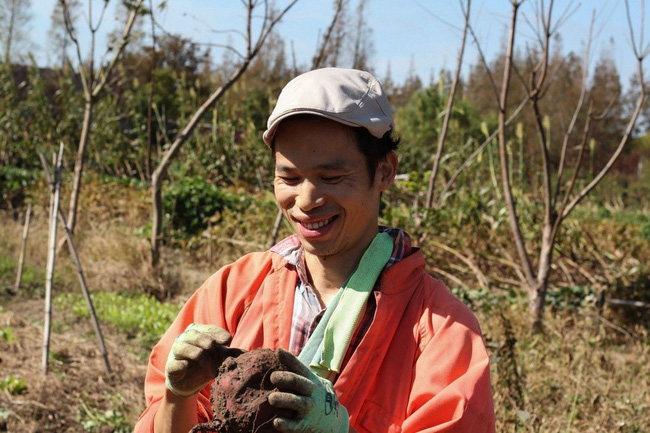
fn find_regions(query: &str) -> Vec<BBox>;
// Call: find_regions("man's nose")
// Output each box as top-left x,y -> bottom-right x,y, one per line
296,180 -> 325,212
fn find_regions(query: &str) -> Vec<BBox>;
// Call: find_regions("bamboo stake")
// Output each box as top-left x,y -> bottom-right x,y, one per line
13,203 -> 32,293
207,221 -> 213,265
56,202 -> 112,374
40,146 -> 112,375
605,298 -> 650,309
42,144 -> 64,375
268,209 -> 284,249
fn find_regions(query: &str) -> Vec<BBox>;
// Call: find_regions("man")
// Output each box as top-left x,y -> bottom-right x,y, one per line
135,68 -> 495,433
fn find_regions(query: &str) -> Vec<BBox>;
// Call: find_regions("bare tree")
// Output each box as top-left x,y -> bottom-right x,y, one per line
0,0 -> 32,63
350,0 -> 373,70
312,0 -> 347,69
59,0 -> 144,240
491,0 -> 647,332
150,0 -> 300,267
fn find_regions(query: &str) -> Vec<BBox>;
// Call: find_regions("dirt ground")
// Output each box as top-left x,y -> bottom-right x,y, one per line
0,294 -> 147,433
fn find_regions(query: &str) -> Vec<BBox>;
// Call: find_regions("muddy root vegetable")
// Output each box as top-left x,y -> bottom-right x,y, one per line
189,348 -> 290,433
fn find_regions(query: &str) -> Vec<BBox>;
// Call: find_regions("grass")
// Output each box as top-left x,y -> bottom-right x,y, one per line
484,307 -> 650,432
77,398 -> 131,433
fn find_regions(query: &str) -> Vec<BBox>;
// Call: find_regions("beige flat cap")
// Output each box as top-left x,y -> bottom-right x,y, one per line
263,67 -> 394,147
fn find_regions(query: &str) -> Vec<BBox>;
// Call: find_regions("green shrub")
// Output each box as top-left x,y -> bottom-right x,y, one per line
163,177 -> 253,236
0,165 -> 39,209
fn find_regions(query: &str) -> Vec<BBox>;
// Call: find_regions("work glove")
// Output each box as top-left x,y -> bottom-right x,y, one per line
268,348 -> 349,433
164,323 -> 243,397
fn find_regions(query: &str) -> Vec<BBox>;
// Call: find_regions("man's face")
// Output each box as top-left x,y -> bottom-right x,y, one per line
273,117 -> 395,263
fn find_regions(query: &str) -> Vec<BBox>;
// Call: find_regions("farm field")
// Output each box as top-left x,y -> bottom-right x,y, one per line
0,177 -> 648,432
1,1 -> 650,430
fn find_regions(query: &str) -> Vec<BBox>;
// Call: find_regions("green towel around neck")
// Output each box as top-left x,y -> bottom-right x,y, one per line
298,232 -> 393,379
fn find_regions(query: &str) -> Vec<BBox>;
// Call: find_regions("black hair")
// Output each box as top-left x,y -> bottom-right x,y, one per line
351,127 -> 400,182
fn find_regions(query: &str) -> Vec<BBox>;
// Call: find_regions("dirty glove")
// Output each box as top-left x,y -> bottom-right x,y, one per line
165,323 -> 243,397
268,348 -> 349,433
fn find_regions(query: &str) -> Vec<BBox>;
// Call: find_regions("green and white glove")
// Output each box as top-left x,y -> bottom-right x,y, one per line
268,348 -> 349,433
165,323 -> 243,398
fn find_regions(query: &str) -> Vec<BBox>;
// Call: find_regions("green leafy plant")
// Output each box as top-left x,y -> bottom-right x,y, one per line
546,285 -> 596,311
0,326 -> 15,342
0,375 -> 26,395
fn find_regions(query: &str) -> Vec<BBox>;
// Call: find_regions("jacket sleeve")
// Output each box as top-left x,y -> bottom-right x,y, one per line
402,302 -> 495,433
132,253 -> 273,433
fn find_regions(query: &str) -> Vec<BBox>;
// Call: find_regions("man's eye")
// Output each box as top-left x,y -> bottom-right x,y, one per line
279,176 -> 300,184
322,176 -> 342,183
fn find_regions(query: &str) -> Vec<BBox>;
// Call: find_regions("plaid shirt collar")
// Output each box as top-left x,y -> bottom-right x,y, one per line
272,226 -> 413,358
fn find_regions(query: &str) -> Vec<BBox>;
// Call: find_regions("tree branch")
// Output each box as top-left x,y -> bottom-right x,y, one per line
437,95 -> 529,206
150,0 -> 300,266
552,101 -> 594,243
60,0 -> 90,96
498,0 -> 535,286
312,0 -> 345,69
562,58 -> 646,219
424,0 -> 470,209
554,11 -> 594,205
92,0 -> 144,98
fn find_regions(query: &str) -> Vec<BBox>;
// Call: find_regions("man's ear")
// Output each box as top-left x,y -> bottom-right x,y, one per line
375,151 -> 398,192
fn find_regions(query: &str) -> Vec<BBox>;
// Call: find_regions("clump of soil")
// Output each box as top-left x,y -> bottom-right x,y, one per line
191,348 -> 290,433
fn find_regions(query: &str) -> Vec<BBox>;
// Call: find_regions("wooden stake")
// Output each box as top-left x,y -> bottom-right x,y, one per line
42,144 -> 64,375
13,203 -> 32,293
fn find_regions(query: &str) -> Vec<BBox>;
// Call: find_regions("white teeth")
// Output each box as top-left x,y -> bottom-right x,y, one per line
304,218 -> 332,230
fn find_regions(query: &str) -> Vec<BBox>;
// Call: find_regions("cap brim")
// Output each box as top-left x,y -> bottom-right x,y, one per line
263,109 -> 393,147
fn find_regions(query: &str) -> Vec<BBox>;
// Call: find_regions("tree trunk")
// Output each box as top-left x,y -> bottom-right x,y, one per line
529,282 -> 547,334
66,96 -> 93,235
530,225 -> 554,333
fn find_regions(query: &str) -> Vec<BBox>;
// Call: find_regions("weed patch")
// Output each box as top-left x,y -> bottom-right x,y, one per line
77,400 -> 131,433
0,375 -> 26,395
0,326 -> 15,342
55,291 -> 183,349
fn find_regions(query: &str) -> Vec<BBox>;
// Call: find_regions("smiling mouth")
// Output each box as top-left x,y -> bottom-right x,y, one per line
301,216 -> 336,230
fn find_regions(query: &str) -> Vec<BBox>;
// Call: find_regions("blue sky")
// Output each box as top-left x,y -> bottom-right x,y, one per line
28,0 -> 646,87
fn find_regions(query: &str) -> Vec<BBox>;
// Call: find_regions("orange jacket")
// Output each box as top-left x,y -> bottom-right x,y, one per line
134,249 -> 495,432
